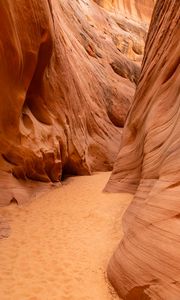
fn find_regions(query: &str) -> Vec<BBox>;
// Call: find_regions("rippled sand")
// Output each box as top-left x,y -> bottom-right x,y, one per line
0,172 -> 132,300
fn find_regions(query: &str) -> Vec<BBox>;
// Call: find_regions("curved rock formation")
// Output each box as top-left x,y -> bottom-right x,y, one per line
105,0 -> 180,299
0,0 -> 152,205
94,0 -> 155,63
94,0 -> 155,22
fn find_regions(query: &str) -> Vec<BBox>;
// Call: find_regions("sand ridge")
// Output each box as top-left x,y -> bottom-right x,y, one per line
0,172 -> 132,300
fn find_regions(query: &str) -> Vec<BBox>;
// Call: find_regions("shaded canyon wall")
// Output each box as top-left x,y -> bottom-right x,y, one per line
0,0 -> 153,205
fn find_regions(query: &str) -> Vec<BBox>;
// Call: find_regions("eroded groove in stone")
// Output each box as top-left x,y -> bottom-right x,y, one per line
0,0 -> 153,205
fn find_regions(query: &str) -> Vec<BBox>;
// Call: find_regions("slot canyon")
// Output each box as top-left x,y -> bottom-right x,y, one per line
0,0 -> 179,300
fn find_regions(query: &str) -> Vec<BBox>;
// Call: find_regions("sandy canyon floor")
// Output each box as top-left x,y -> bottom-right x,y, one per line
0,172 -> 132,300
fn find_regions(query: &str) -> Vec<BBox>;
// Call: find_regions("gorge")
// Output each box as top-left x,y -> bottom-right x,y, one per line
0,1 -> 179,300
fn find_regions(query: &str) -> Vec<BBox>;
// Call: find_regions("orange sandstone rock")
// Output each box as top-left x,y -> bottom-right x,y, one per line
0,0 -> 151,205
94,0 -> 154,63
93,0 -> 155,22
105,0 -> 180,299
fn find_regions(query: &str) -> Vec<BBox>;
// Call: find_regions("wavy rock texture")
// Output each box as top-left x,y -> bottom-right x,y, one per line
105,0 -> 180,299
94,0 -> 155,22
0,0 -> 153,206
94,0 -> 154,62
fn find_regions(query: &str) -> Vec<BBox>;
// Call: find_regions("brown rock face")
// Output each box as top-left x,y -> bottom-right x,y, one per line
105,0 -> 180,299
0,0 -> 151,205
94,0 -> 155,63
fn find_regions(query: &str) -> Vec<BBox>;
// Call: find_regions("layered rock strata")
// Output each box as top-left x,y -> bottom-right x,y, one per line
0,0 -> 153,205
94,0 -> 155,22
105,0 -> 180,299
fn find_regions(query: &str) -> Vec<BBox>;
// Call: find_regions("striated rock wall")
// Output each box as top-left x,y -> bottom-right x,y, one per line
93,0 -> 155,63
105,0 -> 180,299
0,0 -> 150,205
94,0 -> 155,22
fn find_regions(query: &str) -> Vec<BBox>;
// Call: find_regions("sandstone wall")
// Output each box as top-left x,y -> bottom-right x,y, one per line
0,0 -> 148,205
105,0 -> 180,299
94,0 -> 155,22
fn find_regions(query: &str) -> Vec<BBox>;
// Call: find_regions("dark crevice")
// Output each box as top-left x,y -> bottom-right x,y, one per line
110,60 -> 140,85
125,285 -> 151,300
9,198 -> 18,206
24,28 -> 53,125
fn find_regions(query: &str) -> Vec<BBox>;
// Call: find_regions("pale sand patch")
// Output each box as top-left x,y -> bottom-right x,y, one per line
0,172 -> 132,300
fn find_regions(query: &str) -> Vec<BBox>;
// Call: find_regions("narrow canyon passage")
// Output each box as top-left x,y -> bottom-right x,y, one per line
0,173 -> 132,300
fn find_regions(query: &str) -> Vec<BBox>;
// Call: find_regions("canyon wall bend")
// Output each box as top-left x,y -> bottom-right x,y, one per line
0,0 -> 153,205
105,0 -> 180,299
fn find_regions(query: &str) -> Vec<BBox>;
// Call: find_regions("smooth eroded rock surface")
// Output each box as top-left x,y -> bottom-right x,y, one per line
105,0 -> 180,299
94,0 -> 155,22
0,0 -> 153,205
